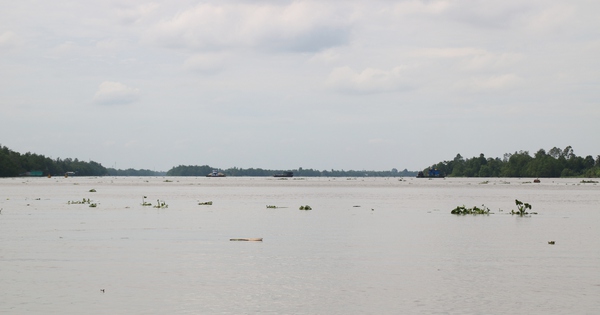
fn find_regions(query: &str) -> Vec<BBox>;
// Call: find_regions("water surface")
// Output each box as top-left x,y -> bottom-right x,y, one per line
1,177 -> 599,314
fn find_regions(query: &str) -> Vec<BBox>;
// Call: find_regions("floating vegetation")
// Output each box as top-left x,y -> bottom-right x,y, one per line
511,199 -> 535,216
548,241 -> 555,245
68,198 -> 92,205
164,180 -> 173,182
580,180 -> 599,184
299,205 -> 312,210
479,181 -> 489,184
89,203 -> 97,208
141,196 -> 152,206
153,200 -> 168,209
199,201 -> 213,205
89,189 -> 96,192
451,204 -> 491,215
266,205 -> 278,209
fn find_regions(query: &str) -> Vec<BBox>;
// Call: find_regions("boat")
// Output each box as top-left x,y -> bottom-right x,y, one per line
273,171 -> 293,177
207,170 -> 226,177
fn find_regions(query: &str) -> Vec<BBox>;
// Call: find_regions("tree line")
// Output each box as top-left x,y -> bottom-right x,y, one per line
0,144 -> 415,178
426,146 -> 600,178
0,145 -> 108,177
166,165 -> 417,177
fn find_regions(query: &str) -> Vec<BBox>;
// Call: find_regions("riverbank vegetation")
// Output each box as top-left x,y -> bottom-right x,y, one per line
426,146 -> 600,178
0,145 -> 108,177
165,165 -> 416,177
3,144 -> 598,178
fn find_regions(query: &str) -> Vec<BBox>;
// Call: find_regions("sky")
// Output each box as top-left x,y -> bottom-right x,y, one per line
1,0 -> 599,172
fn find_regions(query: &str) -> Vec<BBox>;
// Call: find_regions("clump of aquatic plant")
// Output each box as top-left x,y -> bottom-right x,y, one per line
580,180 -> 598,184
199,201 -> 213,205
299,205 -> 312,210
451,204 -> 491,215
153,200 -> 168,209
141,196 -> 152,206
89,189 -> 96,192
266,205 -> 278,208
164,180 -> 173,182
68,198 -> 92,205
511,199 -> 533,216
89,203 -> 97,208
479,181 -> 489,185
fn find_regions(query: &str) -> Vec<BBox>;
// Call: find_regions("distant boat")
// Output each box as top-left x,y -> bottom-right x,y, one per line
207,170 -> 226,177
273,171 -> 293,177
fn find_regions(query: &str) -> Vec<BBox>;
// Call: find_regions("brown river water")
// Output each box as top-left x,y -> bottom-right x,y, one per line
1,176 -> 599,314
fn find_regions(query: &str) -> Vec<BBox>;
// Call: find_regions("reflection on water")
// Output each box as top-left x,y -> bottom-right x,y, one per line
1,177 -> 599,314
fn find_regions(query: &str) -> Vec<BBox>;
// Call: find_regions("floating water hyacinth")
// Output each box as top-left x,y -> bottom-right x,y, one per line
451,204 -> 491,215
511,199 -> 534,216
153,200 -> 168,208
141,196 -> 152,206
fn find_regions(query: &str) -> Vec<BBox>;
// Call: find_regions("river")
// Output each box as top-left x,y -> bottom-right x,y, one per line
1,176 -> 598,314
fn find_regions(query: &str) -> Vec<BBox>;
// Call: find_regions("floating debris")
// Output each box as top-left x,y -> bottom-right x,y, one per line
230,238 -> 263,242
198,201 -> 213,205
68,198 -> 92,205
299,205 -> 312,210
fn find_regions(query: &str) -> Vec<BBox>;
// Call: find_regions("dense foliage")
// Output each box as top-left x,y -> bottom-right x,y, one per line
0,145 -> 107,177
426,146 -> 600,178
166,165 -> 417,177
105,168 -> 166,176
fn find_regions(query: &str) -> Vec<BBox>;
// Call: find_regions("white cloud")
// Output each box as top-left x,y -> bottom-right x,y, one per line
326,66 -> 411,94
392,0 -> 451,16
93,81 -> 140,105
115,3 -> 159,25
0,31 -> 21,52
147,2 -> 353,52
307,49 -> 341,63
524,4 -> 576,33
457,73 -> 523,91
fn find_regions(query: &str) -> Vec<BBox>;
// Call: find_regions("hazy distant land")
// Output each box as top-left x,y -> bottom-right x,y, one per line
1,145 -> 598,178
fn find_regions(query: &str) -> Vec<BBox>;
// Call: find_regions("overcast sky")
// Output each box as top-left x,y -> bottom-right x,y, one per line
1,0 -> 599,172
